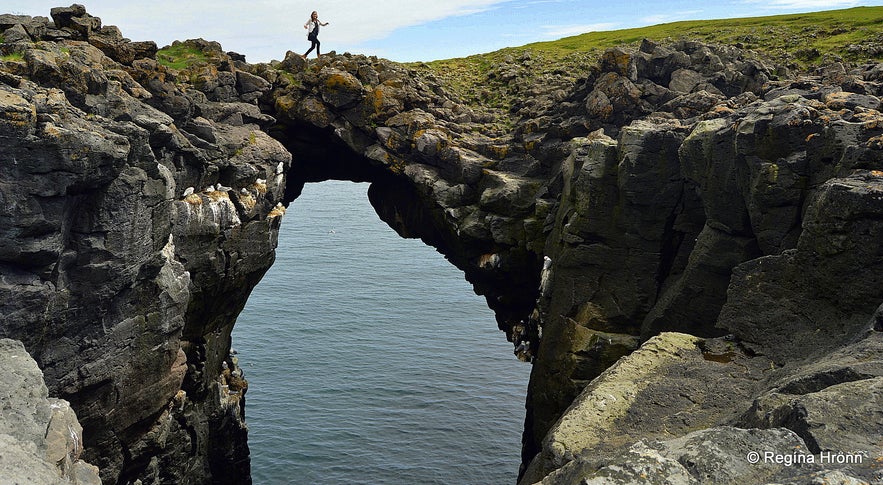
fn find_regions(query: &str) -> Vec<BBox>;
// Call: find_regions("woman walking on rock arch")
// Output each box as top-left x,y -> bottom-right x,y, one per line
302,10 -> 329,59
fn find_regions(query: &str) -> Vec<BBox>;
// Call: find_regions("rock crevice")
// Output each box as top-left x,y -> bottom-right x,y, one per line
2,6 -> 882,484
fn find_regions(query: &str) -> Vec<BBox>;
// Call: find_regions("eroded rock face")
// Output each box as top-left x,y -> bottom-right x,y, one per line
0,339 -> 101,485
538,426 -> 871,485
520,332 -> 883,484
254,39 -> 883,484
1,10 -> 286,485
2,6 -> 883,485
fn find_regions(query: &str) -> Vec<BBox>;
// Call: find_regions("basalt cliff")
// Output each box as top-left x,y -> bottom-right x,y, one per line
1,5 -> 882,484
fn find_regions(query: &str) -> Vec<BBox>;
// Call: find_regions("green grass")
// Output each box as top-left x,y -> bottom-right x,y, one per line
1,52 -> 24,62
156,43 -> 209,70
519,6 -> 883,65
414,7 -> 883,113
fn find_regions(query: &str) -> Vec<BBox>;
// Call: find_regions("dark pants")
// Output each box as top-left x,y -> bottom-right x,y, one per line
304,34 -> 320,57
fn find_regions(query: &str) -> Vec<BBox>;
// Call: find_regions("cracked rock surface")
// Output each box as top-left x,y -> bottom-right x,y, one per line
2,6 -> 883,484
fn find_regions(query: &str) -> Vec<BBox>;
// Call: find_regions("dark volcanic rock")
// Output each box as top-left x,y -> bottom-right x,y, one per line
522,333 -> 883,484
0,14 -> 49,39
541,426 -> 873,485
0,339 -> 101,484
1,8 -> 287,485
254,42 -> 883,484
2,5 -> 883,485
50,4 -> 100,39
720,172 -> 883,362
2,23 -> 32,44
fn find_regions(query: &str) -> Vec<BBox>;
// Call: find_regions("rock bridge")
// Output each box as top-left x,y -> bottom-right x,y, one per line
2,7 -> 883,484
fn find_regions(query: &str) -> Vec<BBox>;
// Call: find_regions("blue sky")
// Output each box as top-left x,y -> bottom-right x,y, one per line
4,1 -> 882,62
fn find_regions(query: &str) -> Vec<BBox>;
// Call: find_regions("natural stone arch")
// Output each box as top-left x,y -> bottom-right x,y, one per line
4,8 -> 883,484
262,72 -> 546,351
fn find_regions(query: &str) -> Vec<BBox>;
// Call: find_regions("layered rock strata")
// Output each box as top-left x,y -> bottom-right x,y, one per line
1,5 -> 882,484
256,42 -> 883,483
0,338 -> 101,484
2,6 -> 286,484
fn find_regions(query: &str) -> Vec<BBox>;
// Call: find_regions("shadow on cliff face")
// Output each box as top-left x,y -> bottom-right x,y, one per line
241,41 -> 883,484
266,119 -> 542,335
4,5 -> 883,484
269,121 -> 385,199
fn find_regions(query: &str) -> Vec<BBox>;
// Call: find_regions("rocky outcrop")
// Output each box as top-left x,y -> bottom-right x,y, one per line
0,338 -> 101,484
1,7 -> 284,484
2,5 -> 883,485
538,426 -> 874,485
252,40 -> 883,483
517,66 -> 883,481
520,332 -> 882,484
254,39 -> 883,484
253,51 -> 552,336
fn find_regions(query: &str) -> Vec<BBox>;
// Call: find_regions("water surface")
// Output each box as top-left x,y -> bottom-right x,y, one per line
233,180 -> 531,484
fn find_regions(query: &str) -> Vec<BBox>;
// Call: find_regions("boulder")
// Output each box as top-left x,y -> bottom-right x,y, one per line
824,90 -> 882,110
50,4 -> 101,39
0,339 -> 101,484
2,23 -> 32,43
236,70 -> 271,98
320,67 -> 364,108
0,14 -> 48,38
669,67 -> 704,93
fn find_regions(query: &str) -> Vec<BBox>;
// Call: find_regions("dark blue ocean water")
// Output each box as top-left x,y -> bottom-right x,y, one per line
232,180 -> 531,484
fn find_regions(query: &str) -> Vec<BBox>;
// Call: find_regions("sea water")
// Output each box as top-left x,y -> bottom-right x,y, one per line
232,180 -> 531,484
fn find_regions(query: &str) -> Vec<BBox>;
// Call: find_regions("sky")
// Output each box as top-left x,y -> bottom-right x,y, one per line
4,1 -> 883,63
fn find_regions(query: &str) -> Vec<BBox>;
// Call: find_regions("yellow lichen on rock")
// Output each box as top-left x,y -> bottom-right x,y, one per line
366,84 -> 403,117
867,135 -> 883,150
0,90 -> 36,127
237,192 -> 256,211
854,110 -> 883,129
324,73 -> 346,89
266,202 -> 286,219
205,190 -> 229,202
274,94 -> 297,113
487,144 -> 509,159
319,68 -> 365,109
711,105 -> 735,116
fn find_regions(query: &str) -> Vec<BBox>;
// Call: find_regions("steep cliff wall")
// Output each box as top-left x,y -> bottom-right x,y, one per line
1,338 -> 101,484
1,6 -> 288,484
2,6 -> 882,485
256,42 -> 883,483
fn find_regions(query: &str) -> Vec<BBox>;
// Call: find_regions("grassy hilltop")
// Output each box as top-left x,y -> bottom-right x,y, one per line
414,6 -> 883,109
153,7 -> 883,126
523,6 -> 882,62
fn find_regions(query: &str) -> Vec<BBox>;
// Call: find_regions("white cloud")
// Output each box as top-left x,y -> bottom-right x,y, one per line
541,23 -> 619,38
290,0 -> 505,43
639,10 -> 704,25
742,0 -> 861,9
511,0 -> 568,7
639,14 -> 675,25
2,0 -> 509,61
